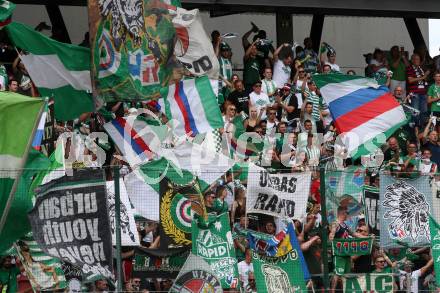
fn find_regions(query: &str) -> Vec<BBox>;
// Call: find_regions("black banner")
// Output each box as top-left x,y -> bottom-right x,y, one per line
132,247 -> 189,279
28,169 -> 113,279
364,186 -> 380,235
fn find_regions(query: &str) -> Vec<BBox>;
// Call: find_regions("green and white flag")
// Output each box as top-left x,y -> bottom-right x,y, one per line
192,212 -> 239,289
125,141 -> 234,221
15,234 -> 67,291
342,274 -> 394,293
30,143 -> 65,195
252,249 -> 307,293
0,92 -> 45,252
6,22 -> 94,121
429,214 -> 440,287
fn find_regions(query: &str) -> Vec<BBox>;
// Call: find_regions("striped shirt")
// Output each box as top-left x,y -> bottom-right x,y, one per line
406,65 -> 427,94
306,145 -> 320,167
305,89 -> 325,121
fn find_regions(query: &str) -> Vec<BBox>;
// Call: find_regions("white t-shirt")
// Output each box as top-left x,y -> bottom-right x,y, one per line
273,60 -> 291,87
399,269 -> 422,293
249,91 -> 271,119
294,79 -> 306,108
238,261 -> 254,288
326,62 -> 340,72
266,120 -> 278,132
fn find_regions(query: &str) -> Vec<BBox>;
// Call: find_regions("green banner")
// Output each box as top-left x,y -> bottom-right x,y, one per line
343,274 -> 394,293
429,215 -> 440,287
192,212 -> 239,289
251,250 -> 307,293
332,237 -> 374,256
88,0 -> 178,102
132,250 -> 188,279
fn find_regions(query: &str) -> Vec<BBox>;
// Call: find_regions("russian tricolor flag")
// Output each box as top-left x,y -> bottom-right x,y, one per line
104,116 -> 167,167
159,76 -> 224,137
314,74 -> 407,159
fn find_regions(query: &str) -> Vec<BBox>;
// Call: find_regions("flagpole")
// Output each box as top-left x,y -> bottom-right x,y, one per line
114,166 -> 123,293
319,164 -> 330,291
0,98 -> 46,236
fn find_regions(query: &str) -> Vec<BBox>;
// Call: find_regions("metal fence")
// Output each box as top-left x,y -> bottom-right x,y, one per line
0,166 -> 437,293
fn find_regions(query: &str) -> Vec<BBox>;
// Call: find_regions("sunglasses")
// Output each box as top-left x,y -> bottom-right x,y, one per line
357,229 -> 368,233
299,71 -> 305,73
269,112 -> 276,115
376,260 -> 385,263
229,108 -> 236,111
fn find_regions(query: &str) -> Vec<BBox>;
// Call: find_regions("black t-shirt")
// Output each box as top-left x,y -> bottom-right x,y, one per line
334,222 -> 350,239
277,94 -> 299,122
227,90 -> 250,114
424,141 -> 440,166
352,255 -> 373,273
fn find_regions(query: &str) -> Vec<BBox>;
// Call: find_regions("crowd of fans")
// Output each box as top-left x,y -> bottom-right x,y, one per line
3,20 -> 440,292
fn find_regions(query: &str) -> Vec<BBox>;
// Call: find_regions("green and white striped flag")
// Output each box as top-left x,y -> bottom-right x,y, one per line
125,142 -> 234,221
15,234 -> 67,291
6,22 -> 94,121
0,92 -> 45,253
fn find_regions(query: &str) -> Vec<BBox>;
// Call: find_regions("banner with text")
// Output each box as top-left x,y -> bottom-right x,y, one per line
29,169 -> 113,279
132,248 -> 189,279
380,175 -> 432,248
331,237 -> 373,257
170,253 -> 223,293
251,249 -> 307,293
246,165 -> 311,219
192,212 -> 239,289
342,274 -> 394,293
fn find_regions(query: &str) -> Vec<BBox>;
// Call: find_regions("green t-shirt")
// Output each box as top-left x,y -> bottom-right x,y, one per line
388,57 -> 406,81
0,266 -> 20,293
401,155 -> 420,170
372,266 -> 393,274
428,84 -> 440,112
243,57 -> 261,87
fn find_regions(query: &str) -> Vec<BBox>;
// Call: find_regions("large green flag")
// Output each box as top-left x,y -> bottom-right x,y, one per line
430,214 -> 440,287
192,212 -> 239,289
6,22 -> 94,121
29,143 -> 65,196
251,249 -> 307,293
0,92 -> 45,252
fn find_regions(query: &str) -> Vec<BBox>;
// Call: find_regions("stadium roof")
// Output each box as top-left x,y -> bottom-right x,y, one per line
11,0 -> 440,18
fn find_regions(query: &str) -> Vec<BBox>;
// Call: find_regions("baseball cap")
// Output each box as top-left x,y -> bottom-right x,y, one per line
220,42 -> 231,51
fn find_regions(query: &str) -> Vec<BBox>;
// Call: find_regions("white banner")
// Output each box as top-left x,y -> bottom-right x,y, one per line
106,179 -> 140,246
246,165 -> 311,219
172,7 -> 219,79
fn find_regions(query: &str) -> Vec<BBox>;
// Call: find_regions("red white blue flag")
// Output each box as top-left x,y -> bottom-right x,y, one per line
159,76 -> 223,137
313,74 -> 407,159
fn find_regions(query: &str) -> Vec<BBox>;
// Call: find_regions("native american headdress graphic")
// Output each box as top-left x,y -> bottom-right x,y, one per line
383,180 -> 430,241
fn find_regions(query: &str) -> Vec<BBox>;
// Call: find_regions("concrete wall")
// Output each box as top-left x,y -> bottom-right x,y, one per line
12,5 -> 429,75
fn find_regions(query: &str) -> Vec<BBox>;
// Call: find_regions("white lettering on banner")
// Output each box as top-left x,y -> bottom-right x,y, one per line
42,218 -> 101,245
38,192 -> 97,220
47,242 -> 106,265
246,164 -> 311,219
